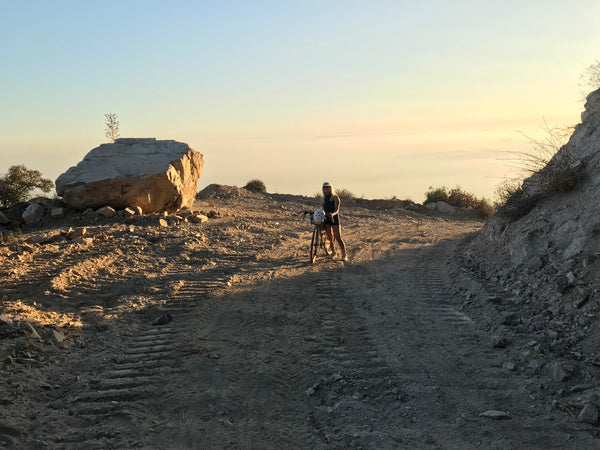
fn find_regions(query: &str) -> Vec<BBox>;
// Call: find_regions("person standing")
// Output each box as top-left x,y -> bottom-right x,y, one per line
321,182 -> 348,261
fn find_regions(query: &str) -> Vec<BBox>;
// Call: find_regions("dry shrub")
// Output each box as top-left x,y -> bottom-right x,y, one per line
539,145 -> 580,194
495,118 -> 582,221
494,179 -> 522,210
448,187 -> 478,208
474,198 -> 495,219
244,179 -> 267,192
335,188 -> 355,201
495,183 -> 541,220
425,185 -> 495,219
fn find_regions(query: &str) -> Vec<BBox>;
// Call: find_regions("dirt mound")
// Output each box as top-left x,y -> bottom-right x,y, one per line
196,183 -> 263,200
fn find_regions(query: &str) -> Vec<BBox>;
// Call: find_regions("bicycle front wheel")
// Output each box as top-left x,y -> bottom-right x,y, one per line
310,226 -> 320,263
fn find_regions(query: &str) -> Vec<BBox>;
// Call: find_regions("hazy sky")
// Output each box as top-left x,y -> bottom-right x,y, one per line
1,1 -> 599,202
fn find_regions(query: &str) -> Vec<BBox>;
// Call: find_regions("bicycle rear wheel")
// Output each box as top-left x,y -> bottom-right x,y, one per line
310,226 -> 319,263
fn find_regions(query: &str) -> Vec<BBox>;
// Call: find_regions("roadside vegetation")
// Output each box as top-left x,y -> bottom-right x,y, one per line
495,122 -> 580,220
0,165 -> 54,208
493,62 -> 600,220
424,186 -> 495,218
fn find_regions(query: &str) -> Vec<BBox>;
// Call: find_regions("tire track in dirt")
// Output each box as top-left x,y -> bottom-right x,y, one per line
28,248 -> 247,449
154,263 -> 321,448
351,242 -> 587,449
302,266 -> 408,449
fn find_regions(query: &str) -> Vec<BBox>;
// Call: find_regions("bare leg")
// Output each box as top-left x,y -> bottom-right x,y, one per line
332,225 -> 347,256
324,224 -> 335,253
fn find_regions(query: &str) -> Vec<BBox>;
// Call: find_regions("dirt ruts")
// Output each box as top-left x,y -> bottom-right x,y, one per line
1,189 -> 599,448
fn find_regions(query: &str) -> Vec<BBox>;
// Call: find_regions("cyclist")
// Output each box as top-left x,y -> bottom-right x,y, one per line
321,182 -> 348,261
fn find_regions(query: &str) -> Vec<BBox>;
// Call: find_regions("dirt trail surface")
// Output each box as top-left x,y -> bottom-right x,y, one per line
1,186 -> 599,449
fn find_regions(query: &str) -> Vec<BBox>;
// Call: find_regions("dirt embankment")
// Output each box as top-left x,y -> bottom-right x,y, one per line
0,187 -> 599,449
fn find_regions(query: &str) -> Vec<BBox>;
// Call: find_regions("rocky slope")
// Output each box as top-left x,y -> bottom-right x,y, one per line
460,88 -> 600,423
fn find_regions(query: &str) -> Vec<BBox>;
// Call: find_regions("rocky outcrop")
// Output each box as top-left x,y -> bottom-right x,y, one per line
461,88 -> 600,371
471,88 -> 600,271
56,138 -> 204,213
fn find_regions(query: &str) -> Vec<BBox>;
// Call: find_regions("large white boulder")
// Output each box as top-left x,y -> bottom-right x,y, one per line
56,139 -> 204,213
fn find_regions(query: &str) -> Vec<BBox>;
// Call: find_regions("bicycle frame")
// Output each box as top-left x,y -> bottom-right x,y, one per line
304,211 -> 328,264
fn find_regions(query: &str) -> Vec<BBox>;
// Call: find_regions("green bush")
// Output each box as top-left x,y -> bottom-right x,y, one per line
244,179 -> 267,192
0,165 -> 54,208
424,186 -> 449,204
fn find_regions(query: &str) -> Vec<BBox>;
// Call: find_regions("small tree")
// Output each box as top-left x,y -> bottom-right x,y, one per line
105,113 -> 120,142
0,165 -> 54,208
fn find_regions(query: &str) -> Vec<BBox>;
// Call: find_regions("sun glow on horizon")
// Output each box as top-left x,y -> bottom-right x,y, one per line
0,1 -> 598,203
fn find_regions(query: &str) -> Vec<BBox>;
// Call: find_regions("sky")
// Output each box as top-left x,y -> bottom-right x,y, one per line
1,1 -> 599,202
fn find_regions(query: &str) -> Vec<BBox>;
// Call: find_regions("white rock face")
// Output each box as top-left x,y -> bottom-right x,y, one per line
56,138 -> 204,213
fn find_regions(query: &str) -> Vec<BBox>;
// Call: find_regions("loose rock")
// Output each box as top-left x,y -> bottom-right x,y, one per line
479,410 -> 511,420
151,314 -> 173,326
578,404 -> 599,425
491,335 -> 509,348
96,206 -> 117,218
46,328 -> 65,344
50,208 -> 65,220
66,227 -> 87,240
22,203 -> 45,225
549,361 -> 574,382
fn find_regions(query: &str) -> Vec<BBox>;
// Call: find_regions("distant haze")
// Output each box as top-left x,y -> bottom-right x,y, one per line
1,1 -> 598,202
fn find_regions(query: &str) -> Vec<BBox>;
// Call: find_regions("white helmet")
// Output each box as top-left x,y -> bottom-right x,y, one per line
312,209 -> 325,225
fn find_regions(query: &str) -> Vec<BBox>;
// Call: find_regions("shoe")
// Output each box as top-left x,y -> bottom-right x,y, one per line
326,246 -> 333,256
341,254 -> 348,262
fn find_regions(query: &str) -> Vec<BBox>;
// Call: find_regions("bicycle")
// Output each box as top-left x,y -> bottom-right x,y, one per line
303,210 -> 330,264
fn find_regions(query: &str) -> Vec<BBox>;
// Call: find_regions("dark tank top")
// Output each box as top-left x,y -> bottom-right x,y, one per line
323,194 -> 339,225
323,194 -> 335,213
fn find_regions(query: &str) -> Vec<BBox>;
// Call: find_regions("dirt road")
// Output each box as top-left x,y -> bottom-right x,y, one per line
1,187 -> 598,448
